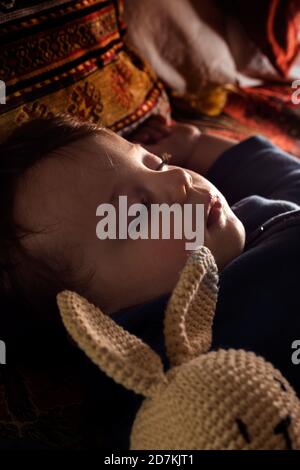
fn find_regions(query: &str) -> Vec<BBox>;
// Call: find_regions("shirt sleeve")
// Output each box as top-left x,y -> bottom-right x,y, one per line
206,135 -> 300,207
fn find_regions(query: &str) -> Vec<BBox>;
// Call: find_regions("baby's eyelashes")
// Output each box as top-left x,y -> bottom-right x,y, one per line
156,153 -> 172,171
161,152 -> 172,165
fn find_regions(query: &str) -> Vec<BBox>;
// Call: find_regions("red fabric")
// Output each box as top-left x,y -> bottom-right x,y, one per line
267,0 -> 300,74
202,84 -> 300,158
172,84 -> 300,158
224,0 -> 300,76
227,85 -> 300,156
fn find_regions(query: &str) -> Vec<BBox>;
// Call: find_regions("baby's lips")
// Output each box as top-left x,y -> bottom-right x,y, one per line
207,196 -> 223,229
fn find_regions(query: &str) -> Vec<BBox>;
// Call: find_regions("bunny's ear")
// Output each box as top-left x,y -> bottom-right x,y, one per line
57,291 -> 167,397
164,246 -> 218,367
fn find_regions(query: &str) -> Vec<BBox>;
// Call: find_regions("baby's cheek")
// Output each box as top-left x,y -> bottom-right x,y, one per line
151,238 -> 191,278
206,215 -> 245,270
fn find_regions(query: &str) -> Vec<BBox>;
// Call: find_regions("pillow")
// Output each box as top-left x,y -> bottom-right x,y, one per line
122,0 -> 263,116
123,0 -> 238,94
123,0 -> 300,117
0,0 -> 170,143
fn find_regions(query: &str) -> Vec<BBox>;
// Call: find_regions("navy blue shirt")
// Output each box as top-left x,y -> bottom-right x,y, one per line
205,136 -> 300,393
108,136 -> 300,447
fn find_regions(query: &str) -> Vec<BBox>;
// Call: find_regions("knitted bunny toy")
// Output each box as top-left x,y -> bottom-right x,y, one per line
57,247 -> 300,450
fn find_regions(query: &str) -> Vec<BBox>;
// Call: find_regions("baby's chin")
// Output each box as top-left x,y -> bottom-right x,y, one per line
210,213 -> 246,270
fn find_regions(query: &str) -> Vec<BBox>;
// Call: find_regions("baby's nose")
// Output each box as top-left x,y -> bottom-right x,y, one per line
159,167 -> 193,204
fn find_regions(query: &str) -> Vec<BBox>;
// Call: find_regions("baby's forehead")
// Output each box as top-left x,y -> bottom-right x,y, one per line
14,128 -> 139,235
57,129 -> 134,170
14,132 -> 120,222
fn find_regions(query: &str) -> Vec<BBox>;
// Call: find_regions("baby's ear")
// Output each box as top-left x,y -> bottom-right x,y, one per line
57,291 -> 167,397
164,247 -> 218,366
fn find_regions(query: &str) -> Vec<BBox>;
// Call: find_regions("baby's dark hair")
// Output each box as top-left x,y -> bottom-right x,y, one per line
0,115 -> 102,344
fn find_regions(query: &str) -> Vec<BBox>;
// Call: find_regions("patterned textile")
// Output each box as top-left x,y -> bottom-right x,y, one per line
172,83 -> 300,158
0,0 -> 170,143
221,84 -> 300,157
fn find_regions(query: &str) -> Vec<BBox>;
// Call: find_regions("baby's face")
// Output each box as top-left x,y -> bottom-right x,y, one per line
14,130 -> 245,313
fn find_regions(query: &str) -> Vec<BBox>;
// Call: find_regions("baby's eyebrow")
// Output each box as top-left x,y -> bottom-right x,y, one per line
103,148 -> 115,169
105,142 -> 142,205
101,148 -> 120,205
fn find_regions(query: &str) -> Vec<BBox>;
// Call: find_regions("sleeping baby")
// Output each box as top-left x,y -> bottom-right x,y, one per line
0,115 -> 245,317
1,114 -> 300,401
